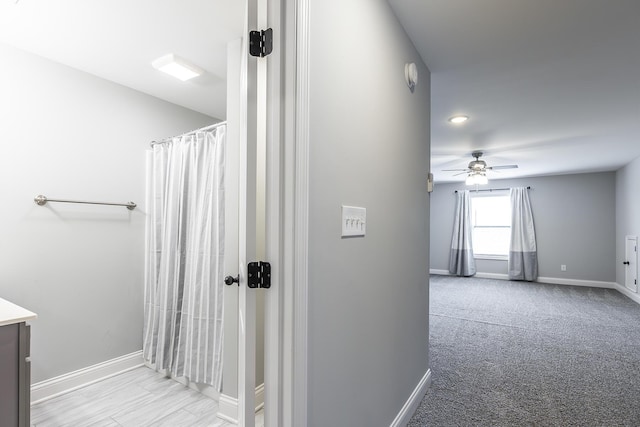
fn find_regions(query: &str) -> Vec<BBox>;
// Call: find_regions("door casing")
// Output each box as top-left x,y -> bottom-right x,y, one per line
625,235 -> 637,292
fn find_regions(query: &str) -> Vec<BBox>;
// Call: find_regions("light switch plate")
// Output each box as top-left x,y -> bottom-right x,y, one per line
341,205 -> 366,237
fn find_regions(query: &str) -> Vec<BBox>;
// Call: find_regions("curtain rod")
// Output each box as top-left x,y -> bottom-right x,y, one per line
454,186 -> 531,193
150,121 -> 226,146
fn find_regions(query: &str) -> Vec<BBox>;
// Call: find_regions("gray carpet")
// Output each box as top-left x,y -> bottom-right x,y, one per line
408,275 -> 640,426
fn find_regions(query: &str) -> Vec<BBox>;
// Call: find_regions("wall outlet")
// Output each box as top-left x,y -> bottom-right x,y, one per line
561,264 -> 567,271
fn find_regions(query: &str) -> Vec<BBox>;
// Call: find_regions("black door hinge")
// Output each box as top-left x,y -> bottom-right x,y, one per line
248,261 -> 271,289
249,28 -> 273,57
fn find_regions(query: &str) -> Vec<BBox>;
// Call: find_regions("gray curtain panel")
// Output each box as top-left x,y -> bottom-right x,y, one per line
449,190 -> 476,276
508,187 -> 538,281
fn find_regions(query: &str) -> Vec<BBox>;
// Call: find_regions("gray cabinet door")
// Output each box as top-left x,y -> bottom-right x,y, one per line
0,323 -> 20,427
0,322 -> 30,427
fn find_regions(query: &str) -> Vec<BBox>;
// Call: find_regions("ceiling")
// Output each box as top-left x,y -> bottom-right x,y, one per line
1,1 -> 638,183
389,0 -> 640,183
0,0 -> 244,120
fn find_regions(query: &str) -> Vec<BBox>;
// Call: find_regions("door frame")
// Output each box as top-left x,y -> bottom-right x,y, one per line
237,0 -> 261,425
625,235 -> 638,292
262,0 -> 284,424
263,0 -> 310,426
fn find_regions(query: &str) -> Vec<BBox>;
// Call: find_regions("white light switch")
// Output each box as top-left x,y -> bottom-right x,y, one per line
341,205 -> 366,237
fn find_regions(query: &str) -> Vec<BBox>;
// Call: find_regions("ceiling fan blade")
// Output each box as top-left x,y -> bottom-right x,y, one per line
487,165 -> 518,170
453,171 -> 468,176
442,168 -> 469,172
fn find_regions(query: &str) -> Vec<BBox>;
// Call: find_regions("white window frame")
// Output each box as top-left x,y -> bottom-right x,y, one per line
470,192 -> 511,261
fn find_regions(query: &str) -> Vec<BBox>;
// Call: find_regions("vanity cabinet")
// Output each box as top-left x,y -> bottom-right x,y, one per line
0,299 -> 36,427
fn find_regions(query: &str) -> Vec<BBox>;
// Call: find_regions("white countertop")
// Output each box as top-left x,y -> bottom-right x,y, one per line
0,297 -> 37,327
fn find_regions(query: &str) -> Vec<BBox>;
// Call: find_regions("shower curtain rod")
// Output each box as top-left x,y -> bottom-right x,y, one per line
150,121 -> 226,146
454,186 -> 531,193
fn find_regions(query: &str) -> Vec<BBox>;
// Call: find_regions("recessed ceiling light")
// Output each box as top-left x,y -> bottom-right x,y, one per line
152,54 -> 203,82
448,115 -> 469,124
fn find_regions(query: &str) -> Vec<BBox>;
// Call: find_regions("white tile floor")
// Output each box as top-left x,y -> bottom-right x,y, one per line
30,366 -> 264,427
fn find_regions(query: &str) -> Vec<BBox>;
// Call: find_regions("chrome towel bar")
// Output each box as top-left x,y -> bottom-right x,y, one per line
34,195 -> 136,210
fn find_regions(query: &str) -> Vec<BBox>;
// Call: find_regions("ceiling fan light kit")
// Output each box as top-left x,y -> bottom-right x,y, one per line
443,151 -> 518,184
466,171 -> 488,186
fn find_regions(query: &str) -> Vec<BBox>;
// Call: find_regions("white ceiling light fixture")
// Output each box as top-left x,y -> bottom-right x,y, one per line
448,115 -> 469,124
465,171 -> 488,186
152,53 -> 204,82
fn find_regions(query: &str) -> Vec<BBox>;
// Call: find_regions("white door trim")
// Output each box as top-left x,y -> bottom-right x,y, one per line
291,0 -> 310,425
263,0 -> 309,425
625,235 -> 638,292
264,0 -> 284,425
239,0 -> 259,424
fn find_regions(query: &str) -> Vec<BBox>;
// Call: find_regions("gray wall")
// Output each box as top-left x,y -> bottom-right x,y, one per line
430,172 -> 616,282
0,43 -> 214,382
616,155 -> 640,285
307,0 -> 430,425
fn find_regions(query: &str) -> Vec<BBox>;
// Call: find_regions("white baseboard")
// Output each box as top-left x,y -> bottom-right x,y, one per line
475,272 -> 509,280
429,268 -> 450,276
217,393 -> 239,424
429,269 -> 616,289
217,383 -> 265,424
390,369 -> 431,427
536,276 -> 616,289
31,350 -> 144,405
614,282 -> 640,305
431,269 -> 515,281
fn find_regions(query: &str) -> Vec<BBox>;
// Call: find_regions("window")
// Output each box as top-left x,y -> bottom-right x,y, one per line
471,194 -> 511,259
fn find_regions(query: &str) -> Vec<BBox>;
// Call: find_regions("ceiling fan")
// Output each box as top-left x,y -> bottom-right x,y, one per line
443,151 -> 518,185
443,151 -> 518,175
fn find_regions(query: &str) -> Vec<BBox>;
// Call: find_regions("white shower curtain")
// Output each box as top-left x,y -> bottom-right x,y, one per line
508,187 -> 538,281
449,190 -> 476,277
143,124 -> 226,389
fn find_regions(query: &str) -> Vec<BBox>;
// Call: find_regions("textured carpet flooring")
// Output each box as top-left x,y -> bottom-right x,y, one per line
408,275 -> 640,426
